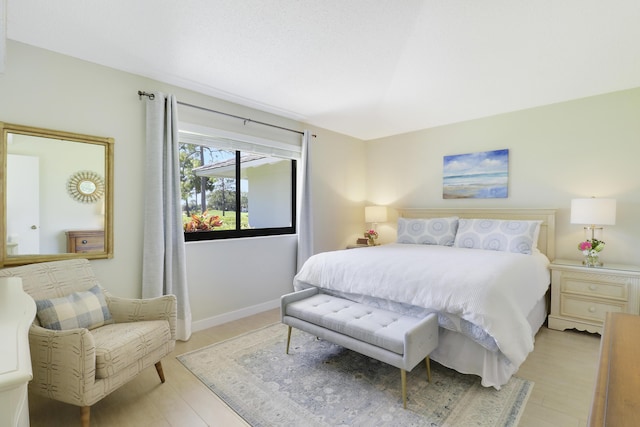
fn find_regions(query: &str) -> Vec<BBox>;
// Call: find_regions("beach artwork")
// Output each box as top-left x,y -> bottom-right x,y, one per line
443,149 -> 509,199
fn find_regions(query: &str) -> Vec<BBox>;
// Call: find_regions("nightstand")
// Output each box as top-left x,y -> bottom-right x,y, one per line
548,259 -> 640,334
346,244 -> 370,249
66,230 -> 105,253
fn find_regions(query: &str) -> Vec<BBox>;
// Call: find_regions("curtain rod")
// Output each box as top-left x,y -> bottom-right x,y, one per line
138,90 -> 313,137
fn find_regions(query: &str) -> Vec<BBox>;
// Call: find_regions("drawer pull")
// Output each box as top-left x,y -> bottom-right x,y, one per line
588,306 -> 596,313
589,284 -> 597,291
81,240 -> 88,244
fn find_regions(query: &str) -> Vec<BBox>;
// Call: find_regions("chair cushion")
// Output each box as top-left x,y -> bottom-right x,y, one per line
35,285 -> 113,330
92,320 -> 172,379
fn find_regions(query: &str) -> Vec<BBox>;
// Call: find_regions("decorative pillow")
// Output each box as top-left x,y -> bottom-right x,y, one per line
397,217 -> 459,246
453,218 -> 542,255
35,285 -> 113,330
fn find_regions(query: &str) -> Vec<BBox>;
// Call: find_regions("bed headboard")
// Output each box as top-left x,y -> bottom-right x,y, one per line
397,208 -> 556,260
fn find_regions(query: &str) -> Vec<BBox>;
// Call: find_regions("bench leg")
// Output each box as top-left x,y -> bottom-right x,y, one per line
425,356 -> 432,383
401,369 -> 407,409
285,326 -> 292,354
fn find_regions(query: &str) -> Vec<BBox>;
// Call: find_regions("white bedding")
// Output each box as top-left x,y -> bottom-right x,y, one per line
293,243 -> 550,385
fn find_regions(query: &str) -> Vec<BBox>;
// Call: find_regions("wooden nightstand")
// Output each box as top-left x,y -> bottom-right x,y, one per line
66,230 -> 105,253
548,259 -> 640,334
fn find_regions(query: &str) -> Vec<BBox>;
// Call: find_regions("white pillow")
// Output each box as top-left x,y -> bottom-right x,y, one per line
453,218 -> 542,255
397,217 -> 459,246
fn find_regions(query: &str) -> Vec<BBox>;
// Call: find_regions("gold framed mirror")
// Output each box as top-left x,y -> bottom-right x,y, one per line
0,122 -> 114,266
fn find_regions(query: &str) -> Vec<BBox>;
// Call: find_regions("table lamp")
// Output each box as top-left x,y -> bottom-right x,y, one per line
570,197 -> 616,241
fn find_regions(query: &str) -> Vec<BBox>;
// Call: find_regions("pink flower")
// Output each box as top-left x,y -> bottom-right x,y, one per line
365,229 -> 378,239
578,241 -> 592,251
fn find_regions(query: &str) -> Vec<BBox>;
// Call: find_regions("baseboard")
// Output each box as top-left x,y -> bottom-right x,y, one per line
191,298 -> 280,332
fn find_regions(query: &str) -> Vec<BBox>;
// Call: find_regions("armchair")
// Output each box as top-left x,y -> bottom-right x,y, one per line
0,259 -> 177,427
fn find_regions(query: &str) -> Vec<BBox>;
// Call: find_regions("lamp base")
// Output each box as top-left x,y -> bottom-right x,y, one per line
584,226 -> 603,242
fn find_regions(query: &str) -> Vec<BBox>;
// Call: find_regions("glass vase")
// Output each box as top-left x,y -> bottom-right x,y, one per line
584,253 -> 602,267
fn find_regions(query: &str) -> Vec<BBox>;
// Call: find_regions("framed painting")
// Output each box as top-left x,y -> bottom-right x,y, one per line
442,149 -> 509,199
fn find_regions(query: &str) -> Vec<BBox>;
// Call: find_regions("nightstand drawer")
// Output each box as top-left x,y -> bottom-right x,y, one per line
71,236 -> 103,252
560,294 -> 626,323
66,230 -> 105,253
561,276 -> 628,301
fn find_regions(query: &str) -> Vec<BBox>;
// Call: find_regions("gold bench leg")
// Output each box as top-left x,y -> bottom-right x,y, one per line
425,356 -> 432,383
285,326 -> 292,354
401,369 -> 407,409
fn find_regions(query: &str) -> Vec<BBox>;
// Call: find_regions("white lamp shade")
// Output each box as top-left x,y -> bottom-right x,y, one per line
570,198 -> 616,225
365,206 -> 388,223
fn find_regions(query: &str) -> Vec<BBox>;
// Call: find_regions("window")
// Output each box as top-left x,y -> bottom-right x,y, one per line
179,125 -> 298,241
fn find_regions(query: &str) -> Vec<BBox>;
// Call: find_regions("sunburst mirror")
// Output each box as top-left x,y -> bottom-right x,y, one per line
67,170 -> 105,203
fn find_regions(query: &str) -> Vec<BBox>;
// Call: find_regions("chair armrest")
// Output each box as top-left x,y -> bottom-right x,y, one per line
28,324 -> 96,406
106,294 -> 177,340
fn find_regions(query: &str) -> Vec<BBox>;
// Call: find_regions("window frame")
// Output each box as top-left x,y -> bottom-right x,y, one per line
180,127 -> 298,242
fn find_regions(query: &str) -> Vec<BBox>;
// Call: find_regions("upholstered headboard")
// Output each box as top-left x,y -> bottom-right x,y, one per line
397,208 -> 556,260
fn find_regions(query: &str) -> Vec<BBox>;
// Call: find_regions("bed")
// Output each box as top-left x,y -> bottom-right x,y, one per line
293,208 -> 556,389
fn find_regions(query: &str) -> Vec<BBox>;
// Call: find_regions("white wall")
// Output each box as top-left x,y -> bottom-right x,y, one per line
0,41 -> 366,328
366,88 -> 640,266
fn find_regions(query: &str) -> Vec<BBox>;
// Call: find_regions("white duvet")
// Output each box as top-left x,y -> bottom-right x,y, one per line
293,243 -> 550,369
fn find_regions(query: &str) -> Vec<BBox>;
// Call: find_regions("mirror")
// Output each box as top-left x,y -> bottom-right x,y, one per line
67,170 -> 105,203
0,122 -> 114,266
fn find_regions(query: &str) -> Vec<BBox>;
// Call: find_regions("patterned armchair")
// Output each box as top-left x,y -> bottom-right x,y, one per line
0,259 -> 177,427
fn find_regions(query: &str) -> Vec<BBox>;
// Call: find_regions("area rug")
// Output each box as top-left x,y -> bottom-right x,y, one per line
177,323 -> 533,427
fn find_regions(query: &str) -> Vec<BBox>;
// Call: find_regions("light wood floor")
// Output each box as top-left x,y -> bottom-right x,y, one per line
28,309 -> 601,427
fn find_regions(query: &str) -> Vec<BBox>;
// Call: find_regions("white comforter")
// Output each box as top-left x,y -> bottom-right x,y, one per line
293,243 -> 550,368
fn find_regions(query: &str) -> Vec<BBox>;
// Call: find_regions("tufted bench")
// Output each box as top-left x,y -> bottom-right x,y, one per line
281,287 -> 438,408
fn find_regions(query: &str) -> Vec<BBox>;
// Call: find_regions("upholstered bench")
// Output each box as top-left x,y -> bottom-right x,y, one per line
281,287 -> 438,408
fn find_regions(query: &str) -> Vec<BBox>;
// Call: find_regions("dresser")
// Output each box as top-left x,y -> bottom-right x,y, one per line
0,277 -> 36,427
589,312 -> 640,426
66,229 -> 105,253
548,259 -> 640,334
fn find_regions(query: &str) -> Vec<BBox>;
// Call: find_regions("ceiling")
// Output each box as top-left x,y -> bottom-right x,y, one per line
6,0 -> 640,140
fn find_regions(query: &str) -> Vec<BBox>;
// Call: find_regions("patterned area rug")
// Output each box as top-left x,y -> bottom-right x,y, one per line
177,323 -> 533,427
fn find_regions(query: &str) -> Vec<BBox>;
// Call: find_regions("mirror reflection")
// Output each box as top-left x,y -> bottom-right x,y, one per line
1,123 -> 113,266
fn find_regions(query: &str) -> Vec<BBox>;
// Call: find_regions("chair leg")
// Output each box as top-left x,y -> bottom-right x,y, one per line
285,326 -> 292,354
155,361 -> 166,383
401,369 -> 407,409
80,406 -> 90,427
425,356 -> 432,383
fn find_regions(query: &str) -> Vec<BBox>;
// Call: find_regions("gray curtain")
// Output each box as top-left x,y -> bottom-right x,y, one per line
142,92 -> 191,341
296,130 -> 314,271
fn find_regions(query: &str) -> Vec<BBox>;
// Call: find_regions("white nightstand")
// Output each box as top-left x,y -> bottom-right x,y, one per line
548,259 -> 640,334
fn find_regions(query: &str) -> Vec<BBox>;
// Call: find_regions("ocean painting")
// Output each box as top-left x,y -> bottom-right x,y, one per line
443,149 -> 509,199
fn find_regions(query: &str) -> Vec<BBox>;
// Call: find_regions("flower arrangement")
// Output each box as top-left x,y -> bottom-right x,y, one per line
184,211 -> 223,232
578,238 -> 605,266
578,238 -> 605,254
364,229 -> 378,245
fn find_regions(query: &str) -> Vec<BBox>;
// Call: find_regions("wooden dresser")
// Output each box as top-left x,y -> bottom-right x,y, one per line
66,230 -> 105,253
589,312 -> 640,426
